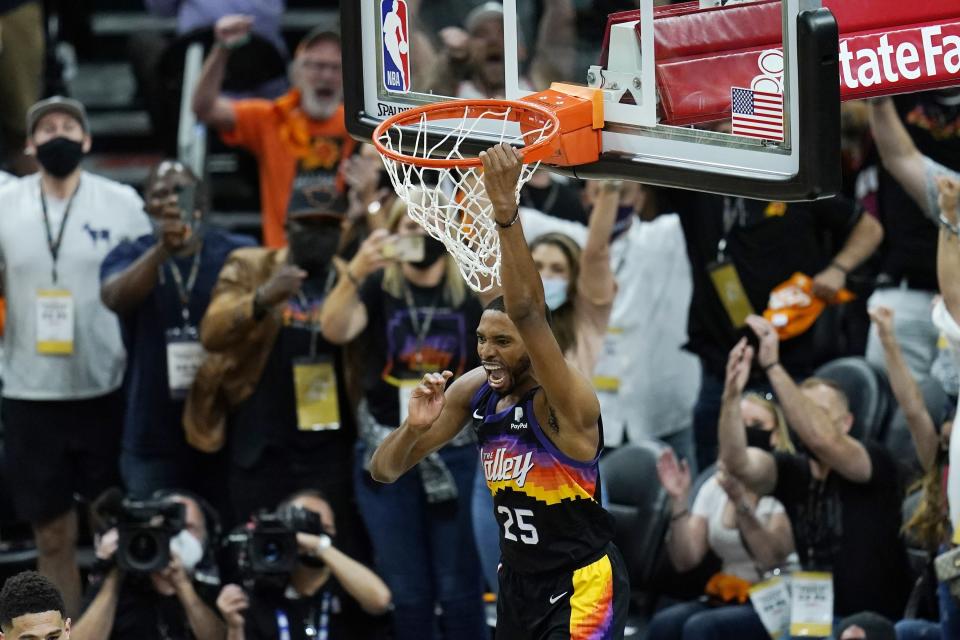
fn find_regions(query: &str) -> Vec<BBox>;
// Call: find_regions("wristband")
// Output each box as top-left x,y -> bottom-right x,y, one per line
314,534 -> 332,556
495,209 -> 521,229
763,361 -> 780,373
939,214 -> 960,237
829,261 -> 849,275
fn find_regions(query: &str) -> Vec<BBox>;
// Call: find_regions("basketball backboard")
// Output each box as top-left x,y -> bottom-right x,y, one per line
340,0 -> 842,201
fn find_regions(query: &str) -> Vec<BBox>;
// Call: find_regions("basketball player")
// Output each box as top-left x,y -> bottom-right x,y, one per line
369,143 -> 629,639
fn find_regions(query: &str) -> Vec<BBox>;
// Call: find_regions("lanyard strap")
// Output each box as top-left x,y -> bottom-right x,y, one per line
401,281 -> 440,361
275,609 -> 292,640
276,592 -> 332,640
317,591 -> 332,640
40,179 -> 81,285
304,592 -> 333,640
297,269 -> 338,358
718,196 -> 748,262
165,243 -> 203,325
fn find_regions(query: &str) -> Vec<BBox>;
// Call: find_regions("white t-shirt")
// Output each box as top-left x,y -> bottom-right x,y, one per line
925,158 -> 960,528
519,208 -> 701,444
933,300 -> 960,530
0,172 -> 152,400
0,171 -> 14,189
692,476 -> 788,583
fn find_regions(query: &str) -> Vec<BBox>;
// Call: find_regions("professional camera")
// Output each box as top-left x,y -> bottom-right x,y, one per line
115,499 -> 187,573
224,506 -> 324,581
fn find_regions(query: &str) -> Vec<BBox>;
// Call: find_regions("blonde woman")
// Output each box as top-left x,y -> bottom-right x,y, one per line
320,198 -> 486,640
649,393 -> 796,640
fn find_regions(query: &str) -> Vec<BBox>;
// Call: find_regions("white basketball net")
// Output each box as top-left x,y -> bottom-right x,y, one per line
376,104 -> 556,292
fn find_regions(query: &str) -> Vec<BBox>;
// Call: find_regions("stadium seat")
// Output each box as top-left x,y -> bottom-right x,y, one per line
599,441 -> 670,593
884,376 -> 950,482
813,357 -> 893,442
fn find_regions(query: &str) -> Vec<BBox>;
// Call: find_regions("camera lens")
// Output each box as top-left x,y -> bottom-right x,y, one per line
129,532 -> 159,566
261,540 -> 282,565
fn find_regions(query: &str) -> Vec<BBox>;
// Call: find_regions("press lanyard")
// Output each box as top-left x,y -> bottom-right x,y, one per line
718,196 -> 747,262
164,243 -> 203,326
276,610 -> 292,640
40,179 -> 81,285
275,591 -> 332,640
306,592 -> 332,640
297,269 -> 337,358
401,281 -> 440,365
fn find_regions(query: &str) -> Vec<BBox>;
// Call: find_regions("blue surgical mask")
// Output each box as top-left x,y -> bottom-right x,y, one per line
542,276 -> 569,310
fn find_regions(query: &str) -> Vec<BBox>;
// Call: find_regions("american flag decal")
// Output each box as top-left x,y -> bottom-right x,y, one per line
731,87 -> 784,142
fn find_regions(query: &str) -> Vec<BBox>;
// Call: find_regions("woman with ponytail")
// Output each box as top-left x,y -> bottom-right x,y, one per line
871,305 -> 956,640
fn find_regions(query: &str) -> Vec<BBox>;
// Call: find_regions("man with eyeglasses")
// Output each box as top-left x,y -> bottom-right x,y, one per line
193,16 -> 356,248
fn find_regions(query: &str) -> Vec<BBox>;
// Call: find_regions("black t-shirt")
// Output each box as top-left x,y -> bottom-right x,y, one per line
81,575 -> 218,640
876,92 -> 960,291
358,272 -> 482,427
231,278 -> 354,469
667,192 -> 859,377
243,580 -> 372,640
771,442 -> 910,619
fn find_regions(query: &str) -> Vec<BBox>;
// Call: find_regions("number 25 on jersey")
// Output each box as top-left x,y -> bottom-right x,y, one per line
498,506 -> 539,545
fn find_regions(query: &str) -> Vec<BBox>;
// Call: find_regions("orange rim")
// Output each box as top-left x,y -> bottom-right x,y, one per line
372,99 -> 560,169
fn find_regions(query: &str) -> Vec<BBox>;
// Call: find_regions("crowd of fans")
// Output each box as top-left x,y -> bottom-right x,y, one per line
0,1 -> 959,640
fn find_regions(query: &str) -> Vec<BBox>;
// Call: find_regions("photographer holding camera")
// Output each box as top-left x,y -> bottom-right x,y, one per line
71,492 -> 225,640
217,490 -> 391,640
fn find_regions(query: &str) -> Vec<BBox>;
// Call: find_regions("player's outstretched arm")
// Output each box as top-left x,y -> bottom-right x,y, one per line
480,144 -> 600,447
369,368 -> 485,483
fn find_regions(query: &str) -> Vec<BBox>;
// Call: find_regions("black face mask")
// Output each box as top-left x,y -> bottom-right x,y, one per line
289,225 -> 341,277
745,426 -> 773,452
35,137 -> 85,178
409,235 -> 446,270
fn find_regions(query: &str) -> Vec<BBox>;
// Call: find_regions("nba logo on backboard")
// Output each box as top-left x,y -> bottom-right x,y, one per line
381,0 -> 410,93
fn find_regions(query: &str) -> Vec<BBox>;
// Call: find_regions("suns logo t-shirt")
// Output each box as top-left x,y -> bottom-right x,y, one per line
358,272 -> 482,427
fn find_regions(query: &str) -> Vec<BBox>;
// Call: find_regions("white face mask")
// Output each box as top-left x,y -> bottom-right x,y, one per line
541,276 -> 569,311
169,529 -> 204,573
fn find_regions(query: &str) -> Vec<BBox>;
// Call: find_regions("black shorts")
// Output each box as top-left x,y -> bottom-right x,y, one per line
3,392 -> 123,524
496,543 -> 630,640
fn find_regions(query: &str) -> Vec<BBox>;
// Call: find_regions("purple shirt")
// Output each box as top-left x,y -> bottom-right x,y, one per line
145,0 -> 287,55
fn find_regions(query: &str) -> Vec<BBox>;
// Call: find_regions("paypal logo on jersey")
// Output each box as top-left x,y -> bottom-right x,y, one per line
381,0 -> 410,93
484,448 -> 535,488
510,407 -> 527,430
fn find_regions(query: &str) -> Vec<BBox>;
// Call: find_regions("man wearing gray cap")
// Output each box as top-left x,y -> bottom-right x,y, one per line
0,96 -> 151,615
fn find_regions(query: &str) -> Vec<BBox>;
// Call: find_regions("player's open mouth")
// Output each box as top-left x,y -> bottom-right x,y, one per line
315,88 -> 334,100
483,362 -> 507,387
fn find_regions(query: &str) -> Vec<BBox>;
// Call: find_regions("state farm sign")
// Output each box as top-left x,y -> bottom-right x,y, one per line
840,24 -> 960,94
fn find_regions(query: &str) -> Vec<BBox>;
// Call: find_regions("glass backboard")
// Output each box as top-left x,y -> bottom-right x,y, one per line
341,0 -> 841,201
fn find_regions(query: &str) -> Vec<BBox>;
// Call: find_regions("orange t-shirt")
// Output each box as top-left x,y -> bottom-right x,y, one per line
221,90 -> 356,248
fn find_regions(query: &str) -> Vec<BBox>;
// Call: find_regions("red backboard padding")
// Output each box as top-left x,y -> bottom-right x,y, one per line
599,0 -> 960,125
